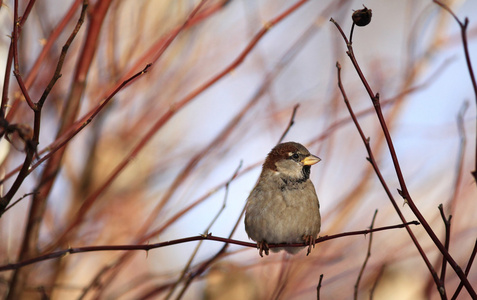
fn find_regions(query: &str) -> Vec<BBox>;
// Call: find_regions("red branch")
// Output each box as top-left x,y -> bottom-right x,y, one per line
331,15 -> 475,298
0,221 -> 419,272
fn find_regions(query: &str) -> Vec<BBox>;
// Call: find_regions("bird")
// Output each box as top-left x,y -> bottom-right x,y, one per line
244,142 -> 321,257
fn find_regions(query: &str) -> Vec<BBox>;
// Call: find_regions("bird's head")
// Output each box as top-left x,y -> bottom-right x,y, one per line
262,142 -> 321,181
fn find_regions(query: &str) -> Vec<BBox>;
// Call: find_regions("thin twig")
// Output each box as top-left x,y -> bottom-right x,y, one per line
316,274 -> 324,300
11,0 -> 35,110
170,161 -> 242,300
354,210 -> 378,300
2,192 -> 38,213
278,104 -> 300,144
438,204 -> 452,288
0,221 -> 419,272
37,0 -> 89,108
23,0 -> 83,90
1,0 -> 36,116
450,101 -> 469,214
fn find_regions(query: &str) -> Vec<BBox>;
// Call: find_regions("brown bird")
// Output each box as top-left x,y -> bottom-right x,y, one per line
245,142 -> 321,257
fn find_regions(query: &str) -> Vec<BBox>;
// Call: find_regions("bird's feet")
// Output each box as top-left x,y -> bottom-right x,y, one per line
303,235 -> 316,256
257,241 -> 269,257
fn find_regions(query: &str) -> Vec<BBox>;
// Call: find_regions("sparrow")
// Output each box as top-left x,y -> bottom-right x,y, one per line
244,142 -> 321,257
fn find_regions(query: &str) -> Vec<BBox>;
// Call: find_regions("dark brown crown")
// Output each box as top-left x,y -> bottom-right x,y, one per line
262,142 -> 310,172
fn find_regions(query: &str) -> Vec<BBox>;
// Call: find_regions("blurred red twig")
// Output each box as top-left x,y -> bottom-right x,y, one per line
166,161 -> 243,299
433,0 -> 477,182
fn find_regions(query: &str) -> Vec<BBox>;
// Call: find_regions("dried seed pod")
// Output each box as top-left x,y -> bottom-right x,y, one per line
352,6 -> 372,27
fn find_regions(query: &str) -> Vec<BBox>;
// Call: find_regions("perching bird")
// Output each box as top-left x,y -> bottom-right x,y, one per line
244,142 -> 321,257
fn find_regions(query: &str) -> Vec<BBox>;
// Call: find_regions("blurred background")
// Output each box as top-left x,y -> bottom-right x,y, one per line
0,0 -> 476,299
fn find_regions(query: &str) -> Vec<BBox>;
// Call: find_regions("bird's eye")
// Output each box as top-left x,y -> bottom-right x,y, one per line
292,153 -> 299,160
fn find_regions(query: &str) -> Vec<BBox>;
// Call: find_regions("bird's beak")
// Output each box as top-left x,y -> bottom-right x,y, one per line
302,155 -> 321,166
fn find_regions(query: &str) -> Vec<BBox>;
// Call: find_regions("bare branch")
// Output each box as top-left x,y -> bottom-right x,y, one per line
354,210 -> 378,299
433,0 -> 477,182
37,0 -> 89,108
438,204 -> 451,291
0,221 -> 419,272
331,15 -> 475,297
317,274 -> 324,300
278,104 -> 300,144
335,61 -> 441,291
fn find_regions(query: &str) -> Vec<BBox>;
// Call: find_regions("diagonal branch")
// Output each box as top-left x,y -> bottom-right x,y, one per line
11,0 -> 35,111
36,0 -> 89,108
331,17 -> 475,298
438,204 -> 452,285
335,61 -> 443,296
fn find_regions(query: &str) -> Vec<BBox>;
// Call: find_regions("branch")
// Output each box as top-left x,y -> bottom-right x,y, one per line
278,103 -> 300,144
0,63 -> 151,216
335,61 -> 441,291
0,221 -> 419,272
354,210 -> 377,300
2,192 -> 38,214
316,274 -> 324,300
331,15 -> 476,298
438,204 -> 451,292
0,0 -> 89,216
36,0 -> 89,108
166,161 -> 243,299
1,0 -> 37,117
12,0 -> 35,110
433,0 -> 477,182
449,101 -> 469,213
